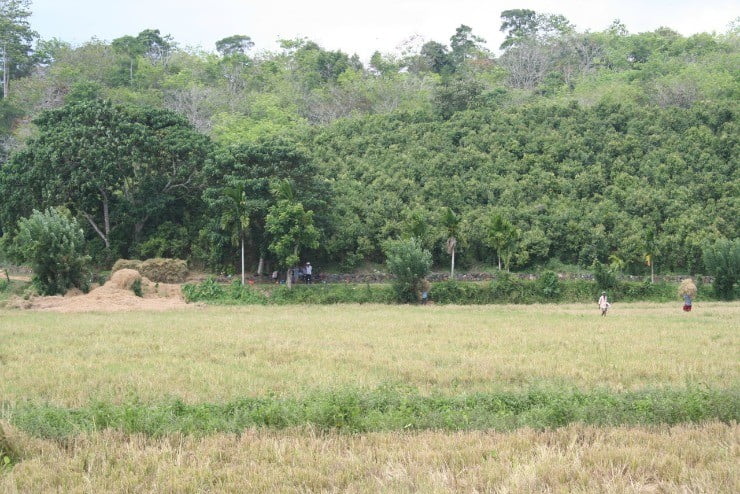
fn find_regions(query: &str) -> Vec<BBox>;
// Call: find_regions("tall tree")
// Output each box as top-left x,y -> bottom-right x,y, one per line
486,214 -> 520,271
449,25 -> 486,68
111,35 -> 144,84
203,136 -> 325,274
220,185 -> 250,285
265,180 -> 319,288
499,9 -> 538,49
216,35 -> 254,57
441,208 -> 460,279
0,0 -> 36,98
1,100 -> 212,256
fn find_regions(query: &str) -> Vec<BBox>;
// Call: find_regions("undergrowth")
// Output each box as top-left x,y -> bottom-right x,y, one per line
6,385 -> 738,439
181,277 -> 716,305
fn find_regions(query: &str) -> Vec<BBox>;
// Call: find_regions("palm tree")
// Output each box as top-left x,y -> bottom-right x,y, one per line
441,208 -> 460,279
644,229 -> 658,283
221,185 -> 250,285
486,213 -> 519,271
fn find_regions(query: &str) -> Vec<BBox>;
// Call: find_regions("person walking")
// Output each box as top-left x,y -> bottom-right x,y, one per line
598,291 -> 610,316
679,278 -> 696,312
305,262 -> 313,284
420,279 -> 431,305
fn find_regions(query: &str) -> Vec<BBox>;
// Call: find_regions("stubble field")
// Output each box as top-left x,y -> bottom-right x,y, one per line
1,302 -> 738,492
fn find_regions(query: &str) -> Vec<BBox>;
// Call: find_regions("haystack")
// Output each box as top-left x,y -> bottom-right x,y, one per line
678,278 -> 697,297
107,269 -> 143,290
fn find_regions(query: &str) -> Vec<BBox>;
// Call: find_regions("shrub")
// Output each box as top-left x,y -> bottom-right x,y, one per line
131,278 -> 143,297
537,270 -> 561,300
702,238 -> 739,300
384,238 -> 432,303
592,261 -> 617,291
181,278 -> 224,302
2,208 -> 90,295
138,258 -> 188,283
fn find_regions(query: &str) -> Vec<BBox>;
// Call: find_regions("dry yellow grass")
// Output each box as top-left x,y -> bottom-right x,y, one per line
1,421 -> 737,493
1,302 -> 738,492
1,303 -> 738,406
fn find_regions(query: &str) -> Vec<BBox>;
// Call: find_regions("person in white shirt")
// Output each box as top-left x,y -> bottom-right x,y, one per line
305,262 -> 313,284
598,291 -> 610,316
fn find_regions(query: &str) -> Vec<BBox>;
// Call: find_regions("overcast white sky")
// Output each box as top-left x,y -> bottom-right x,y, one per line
30,0 -> 738,60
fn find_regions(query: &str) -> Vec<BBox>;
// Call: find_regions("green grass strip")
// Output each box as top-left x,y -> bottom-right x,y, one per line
6,386 -> 739,439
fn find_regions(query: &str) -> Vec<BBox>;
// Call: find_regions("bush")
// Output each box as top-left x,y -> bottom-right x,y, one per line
384,238 -> 432,303
537,270 -> 561,300
138,258 -> 188,283
131,278 -> 143,297
2,208 -> 90,295
181,277 -> 224,302
592,261 -> 617,291
702,238 -> 739,300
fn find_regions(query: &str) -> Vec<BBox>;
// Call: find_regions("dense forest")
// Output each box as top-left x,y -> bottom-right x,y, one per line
0,3 -> 737,278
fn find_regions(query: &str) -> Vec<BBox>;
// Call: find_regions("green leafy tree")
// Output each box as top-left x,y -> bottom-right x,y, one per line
449,24 -> 487,68
644,228 -> 659,283
702,238 -> 739,300
220,185 -> 250,285
486,214 -> 520,271
419,41 -> 453,74
384,237 -> 432,303
216,35 -> 254,57
0,0 -> 37,98
203,136 -> 325,274
265,181 -> 319,288
0,100 -> 212,258
111,35 -> 144,84
3,208 -> 90,295
499,9 -> 538,49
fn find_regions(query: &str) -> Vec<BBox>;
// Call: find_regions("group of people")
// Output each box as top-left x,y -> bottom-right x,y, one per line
271,262 -> 313,284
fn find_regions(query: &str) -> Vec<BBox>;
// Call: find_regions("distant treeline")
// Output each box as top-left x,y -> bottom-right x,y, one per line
0,9 -> 737,278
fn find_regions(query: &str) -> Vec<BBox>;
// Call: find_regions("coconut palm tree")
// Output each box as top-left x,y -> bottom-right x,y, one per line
221,185 -> 250,285
441,208 -> 460,279
486,213 -> 519,271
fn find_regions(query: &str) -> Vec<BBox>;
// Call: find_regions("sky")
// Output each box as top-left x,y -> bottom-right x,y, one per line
30,0 -> 738,60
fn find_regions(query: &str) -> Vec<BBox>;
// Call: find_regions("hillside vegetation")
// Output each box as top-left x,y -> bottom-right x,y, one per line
0,10 -> 737,278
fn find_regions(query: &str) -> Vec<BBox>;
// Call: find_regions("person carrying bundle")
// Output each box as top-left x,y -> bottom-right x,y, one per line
678,278 -> 697,312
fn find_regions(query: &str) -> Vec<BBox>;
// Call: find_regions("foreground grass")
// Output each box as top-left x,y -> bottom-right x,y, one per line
1,303 -> 738,491
1,303 -> 738,406
2,423 -> 737,492
7,386 -> 738,439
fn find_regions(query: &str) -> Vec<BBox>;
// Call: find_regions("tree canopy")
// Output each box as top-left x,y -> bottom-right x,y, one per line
0,9 -> 736,279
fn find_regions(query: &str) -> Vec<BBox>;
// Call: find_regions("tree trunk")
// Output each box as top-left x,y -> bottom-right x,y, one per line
133,212 -> 150,246
257,256 -> 264,276
2,44 -> 8,99
241,236 -> 245,285
450,248 -> 455,280
497,254 -> 502,271
286,244 -> 299,289
82,211 -> 109,248
651,262 -> 654,284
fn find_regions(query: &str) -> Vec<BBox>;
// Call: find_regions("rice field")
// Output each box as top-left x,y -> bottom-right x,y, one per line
1,302 -> 739,492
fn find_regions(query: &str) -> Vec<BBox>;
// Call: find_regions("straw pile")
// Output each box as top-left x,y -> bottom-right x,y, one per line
11,268 -> 192,313
678,278 -> 697,297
